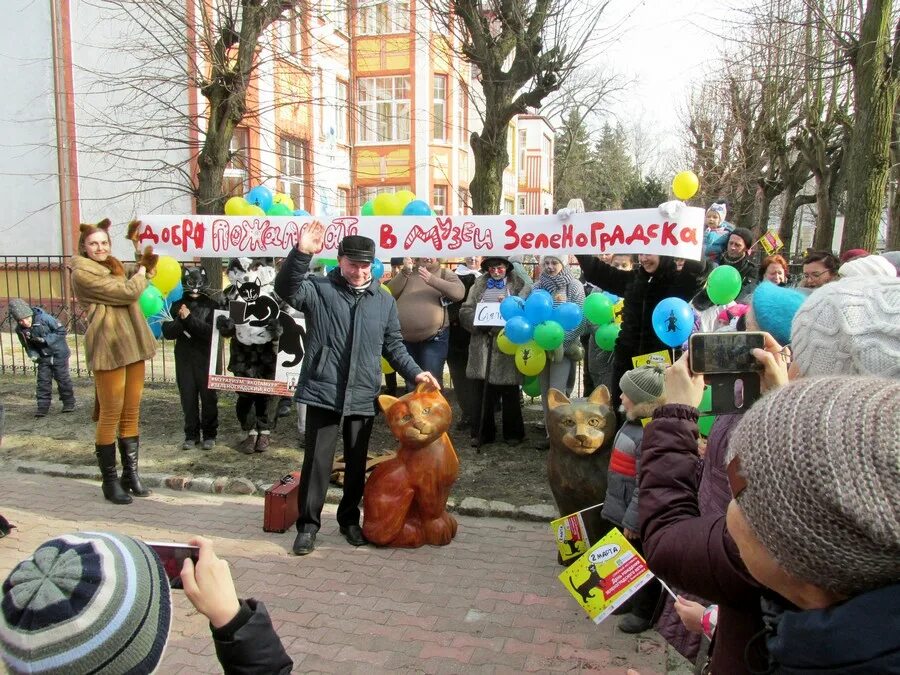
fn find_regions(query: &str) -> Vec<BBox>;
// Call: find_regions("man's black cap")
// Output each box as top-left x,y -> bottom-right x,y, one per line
338,235 -> 376,263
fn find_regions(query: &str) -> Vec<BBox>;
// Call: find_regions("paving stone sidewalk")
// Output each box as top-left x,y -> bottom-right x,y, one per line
0,471 -> 689,674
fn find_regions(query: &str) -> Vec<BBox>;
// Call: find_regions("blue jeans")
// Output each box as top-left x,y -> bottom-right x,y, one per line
403,328 -> 449,391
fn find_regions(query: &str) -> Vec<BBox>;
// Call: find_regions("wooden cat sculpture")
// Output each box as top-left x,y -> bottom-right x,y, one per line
546,385 -> 618,521
362,382 -> 460,548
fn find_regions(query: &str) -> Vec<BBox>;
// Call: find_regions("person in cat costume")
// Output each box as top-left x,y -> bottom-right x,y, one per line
459,256 -> 532,446
70,219 -> 158,505
162,266 -> 223,451
217,257 -> 280,454
274,224 -> 439,555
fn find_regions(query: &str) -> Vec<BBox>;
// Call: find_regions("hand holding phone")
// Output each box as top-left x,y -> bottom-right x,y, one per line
179,536 -> 241,629
145,541 -> 200,590
689,332 -> 766,374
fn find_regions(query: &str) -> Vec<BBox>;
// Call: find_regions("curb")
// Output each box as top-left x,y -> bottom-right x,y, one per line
11,460 -> 558,523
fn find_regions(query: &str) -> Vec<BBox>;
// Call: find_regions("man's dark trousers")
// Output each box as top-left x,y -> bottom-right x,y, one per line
296,405 -> 375,533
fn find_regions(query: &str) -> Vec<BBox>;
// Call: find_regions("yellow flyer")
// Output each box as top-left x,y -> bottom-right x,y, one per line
758,231 -> 783,255
559,529 -> 655,623
549,503 -> 605,562
631,350 -> 672,369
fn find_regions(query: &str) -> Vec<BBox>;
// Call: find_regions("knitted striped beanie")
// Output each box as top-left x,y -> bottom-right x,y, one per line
0,532 -> 171,674
727,377 -> 900,597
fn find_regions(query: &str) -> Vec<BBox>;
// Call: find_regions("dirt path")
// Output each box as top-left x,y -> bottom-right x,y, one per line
0,375 -> 555,506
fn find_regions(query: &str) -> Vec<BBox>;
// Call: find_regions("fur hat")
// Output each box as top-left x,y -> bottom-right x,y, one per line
619,365 -> 665,406
0,531 -> 172,674
728,227 -> 754,251
751,282 -> 810,345
77,218 -> 112,256
839,254 -> 896,278
8,299 -> 32,323
727,377 -> 900,597
791,276 -> 900,378
706,203 -> 727,224
337,235 -> 376,263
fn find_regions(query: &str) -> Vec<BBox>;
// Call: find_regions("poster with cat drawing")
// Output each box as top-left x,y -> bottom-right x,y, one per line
559,529 -> 654,623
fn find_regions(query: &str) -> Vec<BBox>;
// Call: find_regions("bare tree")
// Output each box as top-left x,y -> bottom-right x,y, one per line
428,0 -> 611,214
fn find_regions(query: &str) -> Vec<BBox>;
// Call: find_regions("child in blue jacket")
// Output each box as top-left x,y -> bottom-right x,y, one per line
10,298 -> 75,417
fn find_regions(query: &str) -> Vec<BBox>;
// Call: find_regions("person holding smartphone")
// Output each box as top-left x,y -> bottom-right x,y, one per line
0,533 -> 292,674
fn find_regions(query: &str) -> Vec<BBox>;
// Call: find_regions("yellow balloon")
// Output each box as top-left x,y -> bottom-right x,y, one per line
151,256 -> 182,295
224,196 -> 249,216
395,190 -> 416,209
496,330 -> 517,355
273,193 -> 295,211
672,171 -> 700,201
381,357 -> 395,374
247,205 -> 266,216
382,283 -> 392,295
515,341 -> 546,376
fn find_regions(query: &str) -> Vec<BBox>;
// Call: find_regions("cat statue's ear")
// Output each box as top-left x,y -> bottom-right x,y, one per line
253,278 -> 261,288
587,385 -> 611,407
546,388 -> 570,410
378,394 -> 400,414
414,381 -> 438,394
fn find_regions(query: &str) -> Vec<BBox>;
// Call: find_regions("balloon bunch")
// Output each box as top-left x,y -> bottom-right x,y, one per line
495,291 -> 584,376
138,256 -> 184,339
361,190 -> 434,217
224,185 -> 311,219
584,292 -> 621,351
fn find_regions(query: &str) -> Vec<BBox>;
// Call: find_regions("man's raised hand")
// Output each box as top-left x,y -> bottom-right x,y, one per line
297,220 -> 325,255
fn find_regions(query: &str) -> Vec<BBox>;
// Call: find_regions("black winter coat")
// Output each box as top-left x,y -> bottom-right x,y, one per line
211,599 -> 293,674
575,256 -> 708,364
161,293 -> 221,358
274,249 -> 422,416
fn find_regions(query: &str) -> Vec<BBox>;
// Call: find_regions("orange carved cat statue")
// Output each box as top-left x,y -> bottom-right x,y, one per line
362,382 -> 459,547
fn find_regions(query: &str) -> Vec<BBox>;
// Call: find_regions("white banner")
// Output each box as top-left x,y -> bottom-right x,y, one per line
137,207 -> 704,261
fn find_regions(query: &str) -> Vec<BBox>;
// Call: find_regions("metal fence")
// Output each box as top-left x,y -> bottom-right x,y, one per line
0,256 -> 176,382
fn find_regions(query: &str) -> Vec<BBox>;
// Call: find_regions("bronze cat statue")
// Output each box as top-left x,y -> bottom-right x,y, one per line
546,385 -> 617,525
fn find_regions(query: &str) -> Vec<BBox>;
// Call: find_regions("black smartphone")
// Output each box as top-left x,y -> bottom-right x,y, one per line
689,332 -> 766,374
145,541 -> 200,589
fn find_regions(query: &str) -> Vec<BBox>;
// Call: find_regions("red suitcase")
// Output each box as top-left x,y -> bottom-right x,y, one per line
263,472 -> 301,533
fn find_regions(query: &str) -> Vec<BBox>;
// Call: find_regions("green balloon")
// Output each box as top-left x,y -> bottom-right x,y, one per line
139,286 -> 165,318
522,375 -> 541,397
594,323 -> 621,351
533,320 -> 565,350
706,265 -> 742,305
361,200 -> 375,216
699,385 -> 712,412
266,202 -> 293,216
584,293 -> 614,325
698,414 -> 716,436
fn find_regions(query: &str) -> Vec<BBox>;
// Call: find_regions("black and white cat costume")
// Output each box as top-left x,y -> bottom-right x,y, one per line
162,267 -> 223,448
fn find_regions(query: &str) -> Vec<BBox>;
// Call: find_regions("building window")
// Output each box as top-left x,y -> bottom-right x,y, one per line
277,10 -> 304,59
517,195 -> 527,214
456,81 -> 468,146
336,188 -> 349,216
432,75 -> 447,142
279,136 -> 308,209
518,129 -> 527,175
335,80 -> 349,143
357,1 -> 410,35
457,188 -> 470,215
358,184 -> 410,206
328,0 -> 348,32
357,76 -> 410,143
223,127 -> 249,197
503,198 -> 515,215
432,185 -> 448,214
542,134 -> 553,186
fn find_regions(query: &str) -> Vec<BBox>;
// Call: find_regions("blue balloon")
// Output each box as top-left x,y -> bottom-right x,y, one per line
651,297 -> 694,348
371,258 -> 385,280
148,316 -> 163,339
524,290 -> 554,324
603,291 -> 620,304
293,209 -> 311,217
166,282 -> 183,305
553,302 -> 583,331
402,199 -> 432,216
500,296 -> 525,321
246,185 -> 274,212
504,316 -> 534,344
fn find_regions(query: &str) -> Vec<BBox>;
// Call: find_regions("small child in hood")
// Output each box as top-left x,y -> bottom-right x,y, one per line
702,203 -> 733,263
601,364 -> 666,634
9,298 -> 75,417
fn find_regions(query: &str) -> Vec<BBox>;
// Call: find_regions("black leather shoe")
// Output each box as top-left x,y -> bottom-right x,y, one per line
292,531 -> 316,556
339,524 -> 367,547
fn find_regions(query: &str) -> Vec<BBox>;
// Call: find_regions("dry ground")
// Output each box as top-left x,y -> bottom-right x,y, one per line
0,375 -> 555,506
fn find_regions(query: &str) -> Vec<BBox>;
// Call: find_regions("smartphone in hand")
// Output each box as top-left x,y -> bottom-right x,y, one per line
145,541 -> 200,589
689,332 -> 766,374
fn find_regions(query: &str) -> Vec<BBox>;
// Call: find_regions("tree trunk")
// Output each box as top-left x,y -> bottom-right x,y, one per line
780,193 -> 816,256
812,167 -> 836,251
841,0 -> 897,252
469,128 -> 507,215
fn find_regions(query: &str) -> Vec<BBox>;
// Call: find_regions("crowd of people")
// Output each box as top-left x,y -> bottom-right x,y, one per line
2,203 -> 899,673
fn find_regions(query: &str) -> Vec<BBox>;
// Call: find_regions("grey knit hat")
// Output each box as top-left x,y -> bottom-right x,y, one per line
1,531 -> 172,674
8,299 -> 32,323
619,365 -> 665,405
727,377 -> 900,597
791,276 -> 900,378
